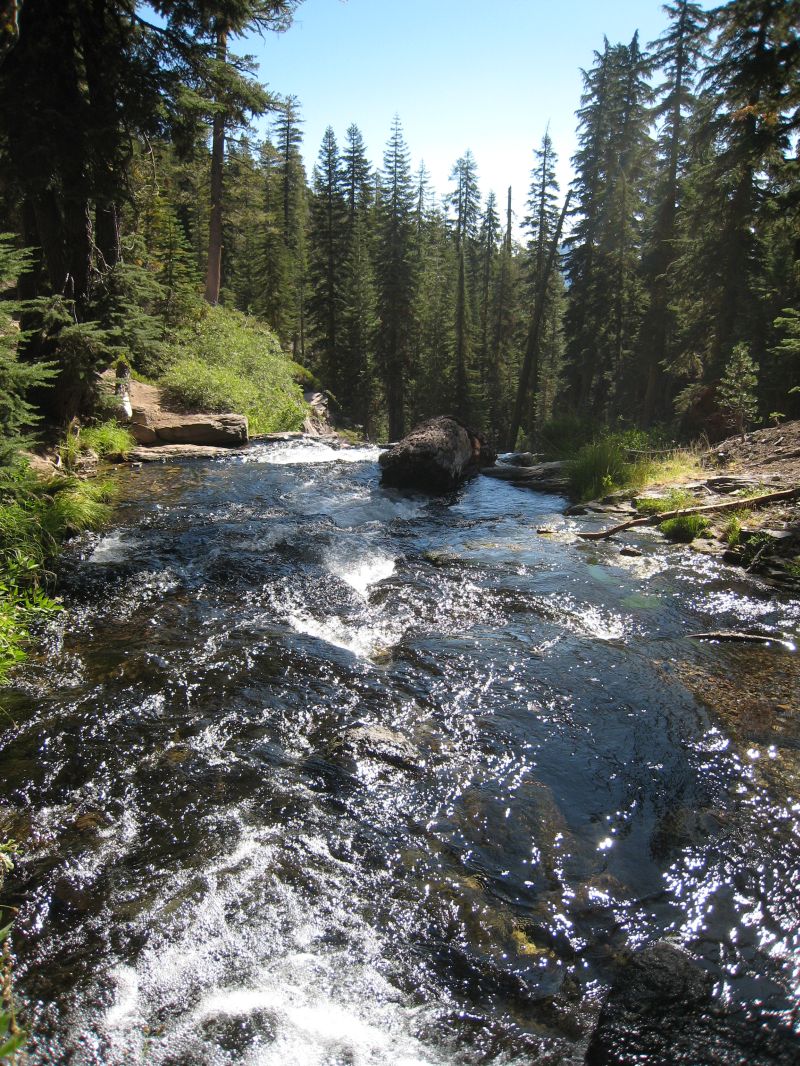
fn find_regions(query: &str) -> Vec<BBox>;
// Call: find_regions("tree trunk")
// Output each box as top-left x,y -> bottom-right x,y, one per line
204,25 -> 227,305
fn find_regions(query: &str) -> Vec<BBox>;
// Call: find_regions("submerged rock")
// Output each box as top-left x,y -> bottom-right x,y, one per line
379,416 -> 495,491
332,724 -> 421,772
586,940 -> 798,1065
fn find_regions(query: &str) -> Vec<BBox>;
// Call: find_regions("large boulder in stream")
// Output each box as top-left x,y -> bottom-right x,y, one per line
379,416 -> 495,491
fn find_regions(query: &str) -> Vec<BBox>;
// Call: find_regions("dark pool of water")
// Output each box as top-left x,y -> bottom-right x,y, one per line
1,440 -> 799,1064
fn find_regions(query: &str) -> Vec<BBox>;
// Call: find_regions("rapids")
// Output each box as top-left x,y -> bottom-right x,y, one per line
1,439 -> 799,1063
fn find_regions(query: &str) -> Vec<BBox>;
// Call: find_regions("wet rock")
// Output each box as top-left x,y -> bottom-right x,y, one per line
379,416 -> 494,491
585,940 -> 799,1065
334,724 -> 420,771
482,460 -> 568,493
565,503 -> 589,516
585,942 -> 712,1065
502,451 -> 540,467
619,546 -> 642,557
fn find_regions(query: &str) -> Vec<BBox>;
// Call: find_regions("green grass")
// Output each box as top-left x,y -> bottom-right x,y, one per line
0,460 -> 116,684
660,514 -> 711,543
567,439 -> 651,501
79,422 -> 136,460
159,306 -> 308,434
635,488 -> 697,515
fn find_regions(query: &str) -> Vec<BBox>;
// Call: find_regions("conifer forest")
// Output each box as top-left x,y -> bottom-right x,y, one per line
3,4 -> 800,1063
1,0 -> 798,450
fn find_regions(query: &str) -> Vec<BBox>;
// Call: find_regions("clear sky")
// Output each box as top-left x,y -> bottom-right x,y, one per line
243,0 -> 715,227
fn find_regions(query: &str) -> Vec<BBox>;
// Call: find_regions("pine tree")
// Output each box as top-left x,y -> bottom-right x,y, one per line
718,342 -> 759,438
308,127 -> 346,393
521,128 -> 563,437
637,1 -> 708,424
0,239 -> 56,464
670,0 -> 800,390
375,117 -> 416,440
564,35 -> 654,419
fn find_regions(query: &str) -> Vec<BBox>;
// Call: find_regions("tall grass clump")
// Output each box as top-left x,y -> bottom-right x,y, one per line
78,422 -> 135,460
159,306 -> 308,434
0,460 -> 116,683
660,514 -> 711,543
567,439 -> 651,501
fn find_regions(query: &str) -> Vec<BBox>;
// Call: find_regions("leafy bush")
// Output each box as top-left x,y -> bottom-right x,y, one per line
159,306 -> 307,434
660,514 -> 711,543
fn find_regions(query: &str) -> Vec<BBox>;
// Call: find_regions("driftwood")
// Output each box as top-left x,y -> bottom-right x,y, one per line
577,486 -> 800,541
688,631 -> 792,646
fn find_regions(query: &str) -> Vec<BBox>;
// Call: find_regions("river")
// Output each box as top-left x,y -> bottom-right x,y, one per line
1,439 -> 799,1063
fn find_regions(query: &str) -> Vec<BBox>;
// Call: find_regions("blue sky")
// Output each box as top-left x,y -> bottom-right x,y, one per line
242,0 -> 716,229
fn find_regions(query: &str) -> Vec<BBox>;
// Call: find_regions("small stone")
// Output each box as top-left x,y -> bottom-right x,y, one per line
619,546 -> 642,557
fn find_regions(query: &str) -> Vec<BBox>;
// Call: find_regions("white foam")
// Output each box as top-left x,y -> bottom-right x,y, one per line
244,442 -> 382,466
286,608 -> 399,660
333,555 -> 396,597
89,533 -> 135,564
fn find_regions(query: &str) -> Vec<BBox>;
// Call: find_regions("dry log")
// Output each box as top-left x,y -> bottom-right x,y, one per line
577,486 -> 799,541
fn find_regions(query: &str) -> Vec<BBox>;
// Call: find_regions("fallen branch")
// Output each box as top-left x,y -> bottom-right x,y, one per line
577,486 -> 799,541
688,631 -> 794,647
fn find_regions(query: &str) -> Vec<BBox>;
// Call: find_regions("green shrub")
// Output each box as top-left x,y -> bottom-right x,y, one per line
159,306 -> 307,434
535,414 -> 599,459
660,514 -> 711,543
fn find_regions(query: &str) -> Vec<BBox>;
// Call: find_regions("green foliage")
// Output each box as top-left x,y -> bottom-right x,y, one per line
0,459 -> 115,684
635,488 -> 696,515
567,439 -> 635,501
717,342 -> 759,436
535,414 -> 599,459
159,306 -> 307,433
0,238 -> 56,465
76,423 -> 136,461
659,514 -> 710,542
723,515 -> 743,546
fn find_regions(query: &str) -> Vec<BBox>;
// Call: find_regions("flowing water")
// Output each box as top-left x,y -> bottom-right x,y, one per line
1,439 -> 799,1064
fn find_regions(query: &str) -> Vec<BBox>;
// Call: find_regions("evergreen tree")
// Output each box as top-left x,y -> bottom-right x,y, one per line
564,34 -> 654,419
522,128 -> 563,436
718,341 -> 759,438
375,117 -> 416,440
670,0 -> 800,391
307,127 -> 346,393
637,1 -> 708,424
0,240 -> 55,464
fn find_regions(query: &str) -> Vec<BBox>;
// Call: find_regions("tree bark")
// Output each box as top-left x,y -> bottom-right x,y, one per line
204,24 -> 227,305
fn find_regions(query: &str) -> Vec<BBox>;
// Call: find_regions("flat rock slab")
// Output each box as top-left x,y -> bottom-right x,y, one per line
130,411 -> 248,447
130,445 -> 247,462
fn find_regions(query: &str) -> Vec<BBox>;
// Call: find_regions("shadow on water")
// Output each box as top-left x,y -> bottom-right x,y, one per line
1,441 -> 799,1063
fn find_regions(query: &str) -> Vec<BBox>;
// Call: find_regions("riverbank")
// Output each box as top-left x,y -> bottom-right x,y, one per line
547,421 -> 800,590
